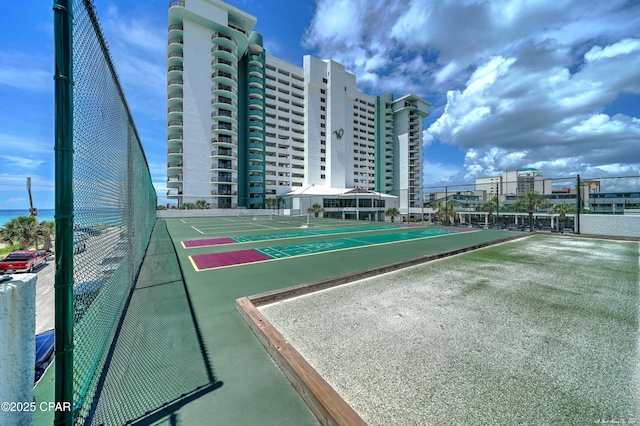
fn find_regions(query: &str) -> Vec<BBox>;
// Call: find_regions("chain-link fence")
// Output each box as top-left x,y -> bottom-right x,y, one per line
54,0 -> 157,423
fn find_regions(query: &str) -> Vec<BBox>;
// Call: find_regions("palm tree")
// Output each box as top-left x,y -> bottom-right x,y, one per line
513,192 -> 550,232
0,215 -> 38,249
385,207 -> 400,222
194,199 -> 210,209
181,202 -> 196,210
479,200 -> 498,226
551,203 -> 576,231
264,198 -> 275,211
437,200 -> 459,225
307,203 -> 324,218
276,196 -> 284,214
37,220 -> 56,252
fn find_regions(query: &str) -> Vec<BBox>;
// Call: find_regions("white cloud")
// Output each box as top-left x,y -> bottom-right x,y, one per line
422,161 -> 463,185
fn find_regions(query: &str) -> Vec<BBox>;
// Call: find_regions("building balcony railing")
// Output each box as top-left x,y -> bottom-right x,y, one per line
168,79 -> 183,87
167,161 -> 183,168
212,84 -> 238,96
211,177 -> 238,184
211,45 -> 235,55
211,96 -> 238,109
167,147 -> 183,154
211,163 -> 238,171
211,123 -> 238,133
167,92 -> 183,100
168,106 -> 183,114
168,23 -> 183,31
212,31 -> 237,45
211,137 -> 236,146
211,70 -> 237,83
211,190 -> 238,196
167,134 -> 183,141
212,150 -> 237,158
167,189 -> 183,196
168,37 -> 183,46
167,65 -> 183,73
167,51 -> 183,59
168,0 -> 185,8
212,109 -> 233,119
167,175 -> 182,182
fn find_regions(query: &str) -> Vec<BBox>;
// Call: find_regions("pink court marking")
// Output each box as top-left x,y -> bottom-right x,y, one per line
183,237 -> 235,248
191,249 -> 270,270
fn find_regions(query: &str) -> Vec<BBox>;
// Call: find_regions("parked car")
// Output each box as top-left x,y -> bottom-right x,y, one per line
74,279 -> 105,322
562,228 -> 574,234
507,224 -> 519,231
73,235 -> 87,254
0,250 -> 48,274
539,227 -> 553,233
35,330 -> 55,384
74,224 -> 102,236
99,244 -> 128,276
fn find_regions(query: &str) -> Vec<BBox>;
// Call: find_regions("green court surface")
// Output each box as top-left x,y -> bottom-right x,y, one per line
34,217 -> 522,425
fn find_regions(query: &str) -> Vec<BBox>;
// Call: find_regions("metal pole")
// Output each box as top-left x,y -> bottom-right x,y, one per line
496,182 -> 500,227
445,186 -> 448,225
53,0 -> 74,424
576,174 -> 581,234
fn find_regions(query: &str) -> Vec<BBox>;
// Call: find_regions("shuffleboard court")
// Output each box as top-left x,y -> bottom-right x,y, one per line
189,228 -> 475,271
181,224 -> 413,248
258,235 -> 639,425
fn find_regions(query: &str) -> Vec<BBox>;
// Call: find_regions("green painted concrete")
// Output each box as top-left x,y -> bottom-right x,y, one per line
34,218 -> 521,425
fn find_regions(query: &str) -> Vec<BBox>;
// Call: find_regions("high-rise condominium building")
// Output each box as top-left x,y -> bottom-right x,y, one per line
166,0 -> 430,210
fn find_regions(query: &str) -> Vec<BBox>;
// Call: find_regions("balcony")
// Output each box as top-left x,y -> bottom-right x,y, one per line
167,147 -> 183,156
211,31 -> 237,48
211,176 -> 238,184
167,161 -> 183,168
211,163 -> 238,171
167,133 -> 183,142
211,190 -> 238,196
168,23 -> 183,34
211,137 -> 236,147
211,96 -> 238,110
168,78 -> 183,89
167,106 -> 183,118
167,64 -> 183,75
167,51 -> 183,64
167,175 -> 182,188
211,149 -> 237,158
211,123 -> 238,134
166,189 -> 183,196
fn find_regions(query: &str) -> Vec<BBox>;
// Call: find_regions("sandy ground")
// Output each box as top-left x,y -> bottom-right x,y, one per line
260,236 -> 638,425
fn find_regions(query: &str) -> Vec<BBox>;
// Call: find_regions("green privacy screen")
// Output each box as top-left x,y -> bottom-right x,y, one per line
60,0 -> 157,423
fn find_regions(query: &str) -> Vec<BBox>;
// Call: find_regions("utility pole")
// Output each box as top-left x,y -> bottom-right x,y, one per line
26,176 -> 37,217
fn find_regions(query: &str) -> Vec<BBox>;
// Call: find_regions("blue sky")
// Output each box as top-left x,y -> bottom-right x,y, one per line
1,0 -> 639,210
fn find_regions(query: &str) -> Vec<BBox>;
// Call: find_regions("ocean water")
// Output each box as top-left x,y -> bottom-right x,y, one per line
0,209 -> 55,226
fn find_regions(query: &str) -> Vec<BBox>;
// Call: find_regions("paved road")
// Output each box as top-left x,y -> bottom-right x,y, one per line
35,255 -> 55,334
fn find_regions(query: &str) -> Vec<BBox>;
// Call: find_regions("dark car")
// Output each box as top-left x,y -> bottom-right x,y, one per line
74,225 -> 102,236
35,330 -> 55,384
74,279 -> 104,322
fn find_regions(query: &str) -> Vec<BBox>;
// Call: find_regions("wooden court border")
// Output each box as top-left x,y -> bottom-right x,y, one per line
236,232 -> 529,426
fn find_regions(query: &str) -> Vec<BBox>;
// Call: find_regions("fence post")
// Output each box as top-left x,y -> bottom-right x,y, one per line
53,0 -> 74,424
576,174 -> 581,234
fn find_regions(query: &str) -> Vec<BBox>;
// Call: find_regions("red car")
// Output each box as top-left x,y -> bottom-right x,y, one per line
0,250 -> 48,274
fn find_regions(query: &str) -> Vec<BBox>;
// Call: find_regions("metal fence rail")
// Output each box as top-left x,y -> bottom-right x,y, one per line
54,0 -> 157,423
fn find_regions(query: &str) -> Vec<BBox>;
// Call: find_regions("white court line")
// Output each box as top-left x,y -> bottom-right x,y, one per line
191,226 -> 205,235
254,223 -> 278,229
180,219 -> 186,223
261,246 -> 293,258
